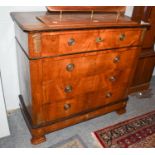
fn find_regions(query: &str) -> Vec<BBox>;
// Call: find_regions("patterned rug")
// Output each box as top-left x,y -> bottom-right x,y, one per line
50,135 -> 87,148
93,110 -> 155,148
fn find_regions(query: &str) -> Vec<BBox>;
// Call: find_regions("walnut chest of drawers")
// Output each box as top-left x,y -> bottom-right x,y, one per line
11,10 -> 147,144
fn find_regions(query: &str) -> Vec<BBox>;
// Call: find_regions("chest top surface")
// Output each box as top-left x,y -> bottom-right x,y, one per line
10,11 -> 148,32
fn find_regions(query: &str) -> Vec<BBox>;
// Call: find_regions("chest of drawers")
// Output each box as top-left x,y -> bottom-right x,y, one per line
11,10 -> 147,144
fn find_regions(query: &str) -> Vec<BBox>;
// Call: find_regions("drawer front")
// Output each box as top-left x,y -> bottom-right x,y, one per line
42,95 -> 89,122
41,29 -> 142,56
42,67 -> 132,104
40,28 -> 142,57
43,47 -> 139,82
42,86 -> 127,122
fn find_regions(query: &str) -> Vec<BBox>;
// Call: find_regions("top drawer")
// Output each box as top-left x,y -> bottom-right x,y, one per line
30,28 -> 143,57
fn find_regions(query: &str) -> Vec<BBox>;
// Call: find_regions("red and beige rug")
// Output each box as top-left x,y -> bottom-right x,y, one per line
93,110 -> 155,148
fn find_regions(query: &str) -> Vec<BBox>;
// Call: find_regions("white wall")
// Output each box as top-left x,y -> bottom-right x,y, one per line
0,7 -> 46,111
0,6 -> 154,111
0,71 -> 10,138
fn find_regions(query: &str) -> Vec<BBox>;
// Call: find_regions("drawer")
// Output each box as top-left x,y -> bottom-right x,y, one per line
42,47 -> 139,82
40,28 -> 142,57
42,95 -> 89,122
42,86 -> 127,122
42,66 -> 131,104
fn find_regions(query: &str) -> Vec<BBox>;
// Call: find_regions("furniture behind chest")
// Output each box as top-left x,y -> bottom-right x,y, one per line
129,6 -> 155,93
11,6 -> 147,144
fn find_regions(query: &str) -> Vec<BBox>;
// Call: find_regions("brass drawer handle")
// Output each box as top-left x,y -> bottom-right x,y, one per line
119,33 -> 126,41
68,38 -> 75,46
64,103 -> 71,110
109,76 -> 116,82
106,92 -> 112,98
66,63 -> 75,72
64,85 -> 73,93
113,56 -> 120,63
96,37 -> 104,43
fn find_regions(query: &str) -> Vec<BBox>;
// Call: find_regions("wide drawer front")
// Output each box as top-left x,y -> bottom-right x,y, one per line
42,87 -> 126,122
42,67 -> 131,104
37,28 -> 142,57
43,47 -> 138,82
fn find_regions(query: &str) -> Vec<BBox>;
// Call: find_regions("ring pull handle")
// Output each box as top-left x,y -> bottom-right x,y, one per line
68,38 -> 75,46
119,33 -> 126,41
66,63 -> 75,72
64,103 -> 71,110
96,37 -> 104,43
64,85 -> 73,93
113,56 -> 120,63
106,92 -> 112,98
109,76 -> 116,82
